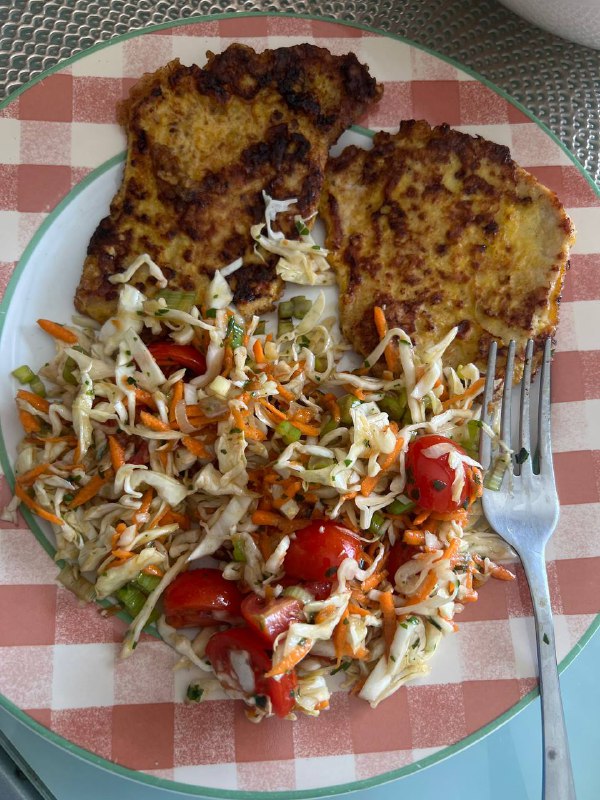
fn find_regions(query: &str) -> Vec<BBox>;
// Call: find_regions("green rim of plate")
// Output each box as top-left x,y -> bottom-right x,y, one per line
0,11 -> 598,799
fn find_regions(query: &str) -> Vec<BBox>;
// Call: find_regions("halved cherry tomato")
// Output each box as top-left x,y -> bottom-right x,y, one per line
405,434 -> 479,513
148,343 -> 206,375
283,521 -> 361,581
163,568 -> 243,628
303,581 -> 333,601
241,594 -> 304,645
387,542 -> 417,584
206,627 -> 297,718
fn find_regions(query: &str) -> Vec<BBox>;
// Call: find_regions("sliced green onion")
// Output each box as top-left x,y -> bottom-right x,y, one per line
276,420 -> 302,445
484,455 -> 508,491
116,584 -> 159,623
378,389 -> 407,422
11,365 -> 36,384
369,511 -> 385,537
463,419 -> 482,457
314,355 -> 328,372
57,564 -> 96,603
278,300 -> 294,319
387,499 -> 416,515
295,219 -> 310,237
291,296 -> 311,319
232,536 -> 246,563
62,357 -> 79,386
320,416 -> 337,436
155,289 -> 197,312
133,572 -> 162,595
226,316 -> 244,349
254,320 -> 266,335
282,585 -> 315,604
277,319 -> 294,338
308,456 -> 333,470
338,394 -> 361,425
205,308 -> 217,318
29,376 -> 46,398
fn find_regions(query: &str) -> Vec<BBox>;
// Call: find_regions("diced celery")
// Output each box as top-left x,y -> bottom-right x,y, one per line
11,365 -> 36,384
378,389 -> 407,421
254,320 -> 266,335
338,394 -> 361,425
369,511 -> 385,537
291,296 -> 311,319
276,420 -> 302,444
232,536 -> 246,563
387,499 -> 416,515
278,300 -> 294,319
314,356 -> 328,372
116,584 -> 159,623
133,572 -> 162,595
29,376 -> 46,398
62,357 -> 78,385
277,319 -> 294,338
320,416 -> 337,436
282,585 -> 315,604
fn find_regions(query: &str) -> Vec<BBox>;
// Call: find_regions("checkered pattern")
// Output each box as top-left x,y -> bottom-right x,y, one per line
0,14 -> 599,793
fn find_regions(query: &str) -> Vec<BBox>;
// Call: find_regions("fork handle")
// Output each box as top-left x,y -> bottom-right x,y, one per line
521,549 -> 577,800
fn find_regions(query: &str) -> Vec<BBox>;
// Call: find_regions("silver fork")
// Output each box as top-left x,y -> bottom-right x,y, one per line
479,338 -> 576,800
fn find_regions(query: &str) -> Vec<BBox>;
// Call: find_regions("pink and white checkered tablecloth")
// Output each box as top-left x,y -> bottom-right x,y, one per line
0,14 -> 598,794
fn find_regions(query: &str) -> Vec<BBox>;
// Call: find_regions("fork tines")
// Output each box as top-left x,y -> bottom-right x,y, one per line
479,338 -> 554,478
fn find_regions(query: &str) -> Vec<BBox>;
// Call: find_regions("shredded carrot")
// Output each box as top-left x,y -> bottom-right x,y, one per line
264,584 -> 274,602
321,393 -> 341,423
348,603 -> 371,617
18,408 -> 41,433
139,411 -> 171,432
142,564 -> 164,577
68,474 -> 107,508
345,384 -> 366,401
282,478 -> 302,499
30,434 -> 77,444
14,482 -> 64,526
274,381 -> 294,403
134,388 -> 157,409
253,339 -> 266,364
380,591 -> 397,656
288,418 -> 321,437
16,390 -> 50,414
258,531 -> 273,561
265,639 -> 313,677
221,344 -> 233,377
333,607 -> 349,664
489,564 -> 515,581
315,605 -> 336,625
406,571 -> 438,605
107,556 -> 134,570
412,508 -> 431,526
111,548 -> 134,560
439,537 -> 461,564
108,435 -> 125,472
243,425 -> 267,442
161,509 -> 191,529
259,398 -> 286,421
135,488 -> 154,524
361,569 -> 386,593
430,509 -> 468,523
360,432 -> 404,496
181,436 -> 209,459
16,463 -> 51,485
442,377 -> 485,410
37,318 -> 78,344
169,380 -> 184,425
314,700 -> 330,711
403,529 -> 426,546
373,306 -> 399,373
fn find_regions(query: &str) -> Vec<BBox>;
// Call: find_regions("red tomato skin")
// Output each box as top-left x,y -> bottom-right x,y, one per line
405,434 -> 474,513
303,581 -> 333,601
148,343 -> 206,375
387,542 -> 417,584
283,521 -> 361,581
241,595 -> 304,645
164,568 -> 243,628
206,628 -> 296,718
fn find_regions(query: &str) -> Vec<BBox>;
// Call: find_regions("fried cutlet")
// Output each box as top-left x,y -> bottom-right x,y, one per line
320,120 -> 575,379
75,44 -> 382,322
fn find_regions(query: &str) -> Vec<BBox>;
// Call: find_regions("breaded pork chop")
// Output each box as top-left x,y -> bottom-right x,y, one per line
320,120 -> 575,379
75,44 -> 382,322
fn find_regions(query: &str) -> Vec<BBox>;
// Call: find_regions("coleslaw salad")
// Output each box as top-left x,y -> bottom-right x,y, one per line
7,199 -> 515,722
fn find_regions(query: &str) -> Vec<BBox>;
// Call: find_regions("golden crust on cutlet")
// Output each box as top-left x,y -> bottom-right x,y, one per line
75,44 -> 382,322
320,120 -> 575,380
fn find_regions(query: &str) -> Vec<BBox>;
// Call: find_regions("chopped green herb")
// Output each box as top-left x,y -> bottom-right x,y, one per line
231,427 -> 242,434
225,316 -> 244,349
154,308 -> 169,316
330,660 -> 351,675
205,308 -> 217,318
387,499 -> 416,515
344,459 -> 352,467
186,684 -> 204,703
369,511 -> 385,537
253,694 -> 268,709
432,479 -> 447,491
126,377 -> 137,386
543,633 -> 550,645
515,447 -> 529,465
325,566 -> 338,578
295,219 -> 310,236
